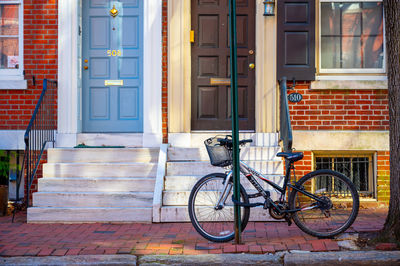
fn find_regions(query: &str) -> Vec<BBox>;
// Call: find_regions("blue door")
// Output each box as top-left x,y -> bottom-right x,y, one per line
82,0 -> 143,132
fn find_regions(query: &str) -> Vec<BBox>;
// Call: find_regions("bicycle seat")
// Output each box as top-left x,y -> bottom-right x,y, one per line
276,152 -> 304,162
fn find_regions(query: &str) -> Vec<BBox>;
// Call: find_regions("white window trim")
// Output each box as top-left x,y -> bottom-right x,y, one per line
316,75 -> 387,81
0,0 -> 25,89
318,0 -> 386,75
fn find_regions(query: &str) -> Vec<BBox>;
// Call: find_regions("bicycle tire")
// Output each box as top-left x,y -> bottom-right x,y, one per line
188,173 -> 250,242
288,169 -> 359,238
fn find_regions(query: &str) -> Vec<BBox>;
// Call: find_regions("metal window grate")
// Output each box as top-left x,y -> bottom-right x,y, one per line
315,155 -> 374,198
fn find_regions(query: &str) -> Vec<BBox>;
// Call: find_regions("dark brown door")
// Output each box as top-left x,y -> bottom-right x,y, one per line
191,0 -> 255,130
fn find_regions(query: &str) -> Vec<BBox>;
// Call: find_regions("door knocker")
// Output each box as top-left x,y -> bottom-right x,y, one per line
109,5 -> 119,18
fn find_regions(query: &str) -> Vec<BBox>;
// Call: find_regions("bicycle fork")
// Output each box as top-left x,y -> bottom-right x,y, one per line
215,172 -> 233,210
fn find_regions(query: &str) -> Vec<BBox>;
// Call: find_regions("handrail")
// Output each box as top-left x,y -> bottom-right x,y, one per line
279,77 -> 293,153
14,79 -> 57,214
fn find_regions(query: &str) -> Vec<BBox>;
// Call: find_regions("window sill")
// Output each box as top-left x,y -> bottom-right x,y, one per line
311,79 -> 388,90
0,79 -> 27,90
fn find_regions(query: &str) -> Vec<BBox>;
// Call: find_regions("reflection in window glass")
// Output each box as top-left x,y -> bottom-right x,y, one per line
321,2 -> 383,70
0,4 -> 19,69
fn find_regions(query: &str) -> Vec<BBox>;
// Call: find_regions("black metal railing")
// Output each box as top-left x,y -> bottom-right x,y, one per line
15,79 -> 57,210
279,77 -> 293,153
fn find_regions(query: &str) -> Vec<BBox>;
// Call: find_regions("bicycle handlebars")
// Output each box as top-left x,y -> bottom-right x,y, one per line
217,136 -> 253,147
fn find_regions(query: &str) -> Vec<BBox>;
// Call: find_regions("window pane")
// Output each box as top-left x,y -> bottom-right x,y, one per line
342,3 -> 362,36
0,5 -> 19,36
342,36 -> 362,68
321,3 -> 340,35
320,2 -> 383,70
0,37 -> 19,69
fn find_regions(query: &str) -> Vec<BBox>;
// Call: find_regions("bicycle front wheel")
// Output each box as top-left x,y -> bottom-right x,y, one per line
188,173 -> 250,242
288,169 -> 359,238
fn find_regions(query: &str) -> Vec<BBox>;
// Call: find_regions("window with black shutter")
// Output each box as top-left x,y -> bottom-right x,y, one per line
277,0 -> 316,81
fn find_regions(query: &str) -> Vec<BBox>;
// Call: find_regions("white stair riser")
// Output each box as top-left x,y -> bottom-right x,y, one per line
162,191 -> 281,206
33,192 -> 153,208
164,175 -> 285,191
160,206 -> 274,222
38,178 -> 155,192
48,148 -> 159,163
28,207 -> 152,223
168,146 -> 281,161
167,161 -> 283,176
43,163 -> 157,178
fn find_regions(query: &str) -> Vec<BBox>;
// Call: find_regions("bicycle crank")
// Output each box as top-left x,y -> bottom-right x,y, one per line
269,201 -> 288,220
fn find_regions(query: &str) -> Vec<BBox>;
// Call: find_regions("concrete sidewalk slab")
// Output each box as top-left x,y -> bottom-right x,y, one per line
2,252 -> 399,266
138,254 -> 282,265
284,251 -> 400,266
0,255 -> 137,266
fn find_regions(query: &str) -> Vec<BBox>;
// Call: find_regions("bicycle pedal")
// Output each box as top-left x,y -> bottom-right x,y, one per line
285,216 -> 292,226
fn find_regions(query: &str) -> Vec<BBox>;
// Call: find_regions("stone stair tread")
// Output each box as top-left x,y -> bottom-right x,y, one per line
34,191 -> 153,195
33,192 -> 154,208
40,177 -> 156,180
159,206 -> 274,222
28,207 -> 153,223
45,162 -> 157,165
168,146 -> 282,161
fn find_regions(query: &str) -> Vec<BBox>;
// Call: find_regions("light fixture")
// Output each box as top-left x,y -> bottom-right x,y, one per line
263,0 -> 275,16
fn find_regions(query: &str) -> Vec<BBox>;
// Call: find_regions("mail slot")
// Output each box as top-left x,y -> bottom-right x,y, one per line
105,80 -> 124,86
210,78 -> 231,85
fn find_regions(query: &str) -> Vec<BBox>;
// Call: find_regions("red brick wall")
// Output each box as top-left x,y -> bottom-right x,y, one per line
285,81 -> 390,203
377,151 -> 390,203
287,150 -> 390,204
0,0 -> 58,130
162,0 -> 168,143
288,82 -> 389,131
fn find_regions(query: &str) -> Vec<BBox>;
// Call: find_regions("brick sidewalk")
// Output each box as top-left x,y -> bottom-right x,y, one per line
0,209 -> 387,257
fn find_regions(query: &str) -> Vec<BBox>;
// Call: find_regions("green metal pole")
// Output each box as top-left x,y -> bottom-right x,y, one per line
228,0 -> 241,244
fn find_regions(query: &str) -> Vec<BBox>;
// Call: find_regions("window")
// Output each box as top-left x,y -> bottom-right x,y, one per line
319,1 -> 385,74
315,154 -> 375,198
0,0 -> 23,78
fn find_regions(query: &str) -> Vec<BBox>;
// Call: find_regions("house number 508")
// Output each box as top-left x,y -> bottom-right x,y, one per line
107,50 -> 122,56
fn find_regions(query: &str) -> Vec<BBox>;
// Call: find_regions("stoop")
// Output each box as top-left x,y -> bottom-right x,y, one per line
27,147 -> 159,223
160,133 -> 284,222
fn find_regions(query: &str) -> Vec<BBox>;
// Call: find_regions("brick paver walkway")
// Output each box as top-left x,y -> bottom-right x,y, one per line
0,209 -> 387,256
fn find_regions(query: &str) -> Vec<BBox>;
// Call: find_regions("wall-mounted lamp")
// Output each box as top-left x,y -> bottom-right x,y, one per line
263,0 -> 275,16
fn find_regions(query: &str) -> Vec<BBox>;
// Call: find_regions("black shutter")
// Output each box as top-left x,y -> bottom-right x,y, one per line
277,0 -> 315,81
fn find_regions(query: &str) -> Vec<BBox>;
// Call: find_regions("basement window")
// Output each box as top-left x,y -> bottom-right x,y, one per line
314,154 -> 375,198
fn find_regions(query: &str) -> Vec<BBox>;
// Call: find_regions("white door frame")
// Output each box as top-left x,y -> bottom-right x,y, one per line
57,0 -> 162,147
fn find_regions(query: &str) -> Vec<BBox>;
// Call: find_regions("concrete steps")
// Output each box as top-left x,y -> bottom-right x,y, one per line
160,136 -> 285,222
28,148 -> 159,223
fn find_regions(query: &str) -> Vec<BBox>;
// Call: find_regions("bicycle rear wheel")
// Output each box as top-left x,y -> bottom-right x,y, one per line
288,169 -> 359,238
188,173 -> 250,242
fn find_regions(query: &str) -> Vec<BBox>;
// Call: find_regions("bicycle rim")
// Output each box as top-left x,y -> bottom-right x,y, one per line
290,170 -> 359,238
189,174 -> 249,242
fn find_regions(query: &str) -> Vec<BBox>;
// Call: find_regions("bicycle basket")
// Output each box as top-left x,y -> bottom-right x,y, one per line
204,136 -> 232,167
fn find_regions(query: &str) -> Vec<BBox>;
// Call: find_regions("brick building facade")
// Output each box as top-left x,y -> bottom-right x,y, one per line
0,0 -> 391,215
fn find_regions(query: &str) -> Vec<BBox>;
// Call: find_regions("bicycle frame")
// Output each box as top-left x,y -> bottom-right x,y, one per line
218,159 -> 326,213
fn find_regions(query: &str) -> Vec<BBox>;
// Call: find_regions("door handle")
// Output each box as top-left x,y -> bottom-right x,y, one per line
249,63 -> 255,70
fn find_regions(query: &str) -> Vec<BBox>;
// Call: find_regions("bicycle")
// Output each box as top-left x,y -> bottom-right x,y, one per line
188,135 -> 359,242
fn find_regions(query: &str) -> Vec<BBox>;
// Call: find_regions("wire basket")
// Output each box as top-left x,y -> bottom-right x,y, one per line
204,136 -> 232,167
